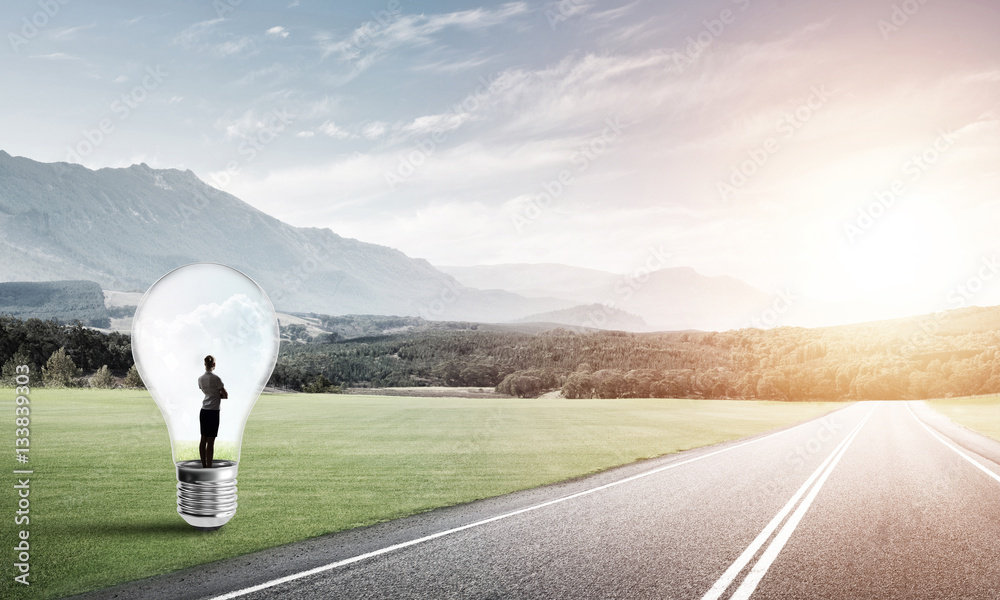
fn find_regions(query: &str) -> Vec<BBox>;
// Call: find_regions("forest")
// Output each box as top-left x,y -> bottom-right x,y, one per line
273,306 -> 1000,400
4,305 -> 1000,400
0,315 -> 133,386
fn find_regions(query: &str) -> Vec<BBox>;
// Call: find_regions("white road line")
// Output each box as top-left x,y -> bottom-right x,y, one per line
905,401 -> 1000,486
728,402 -> 876,600
206,405 -> 860,600
700,403 -> 875,600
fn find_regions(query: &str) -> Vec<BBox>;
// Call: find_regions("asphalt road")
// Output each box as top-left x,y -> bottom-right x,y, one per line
81,401 -> 1000,600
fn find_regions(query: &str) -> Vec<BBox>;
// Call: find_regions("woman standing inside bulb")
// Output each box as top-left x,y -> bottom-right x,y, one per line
198,355 -> 228,468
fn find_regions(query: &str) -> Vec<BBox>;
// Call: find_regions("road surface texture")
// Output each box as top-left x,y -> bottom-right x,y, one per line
79,401 -> 1000,600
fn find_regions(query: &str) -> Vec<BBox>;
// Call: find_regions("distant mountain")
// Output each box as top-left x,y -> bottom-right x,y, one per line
439,263 -> 776,331
0,280 -> 109,327
0,151 -> 570,321
621,267 -> 775,331
516,303 -> 648,331
441,264 -> 621,304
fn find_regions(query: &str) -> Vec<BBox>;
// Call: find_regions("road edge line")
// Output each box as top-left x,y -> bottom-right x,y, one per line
905,401 -> 1000,485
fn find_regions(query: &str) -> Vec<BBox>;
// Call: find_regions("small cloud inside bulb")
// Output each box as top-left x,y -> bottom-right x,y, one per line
134,292 -> 279,451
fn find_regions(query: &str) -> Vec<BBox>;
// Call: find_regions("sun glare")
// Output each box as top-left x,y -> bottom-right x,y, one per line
838,210 -> 937,294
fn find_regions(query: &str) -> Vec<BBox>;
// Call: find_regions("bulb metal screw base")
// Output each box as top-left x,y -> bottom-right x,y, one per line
176,460 -> 238,530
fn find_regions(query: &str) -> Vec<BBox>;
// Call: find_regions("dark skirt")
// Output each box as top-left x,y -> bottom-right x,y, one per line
200,409 -> 220,437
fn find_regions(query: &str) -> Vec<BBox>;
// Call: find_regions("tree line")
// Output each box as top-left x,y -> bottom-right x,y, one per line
273,307 -> 1000,400
6,304 -> 1000,400
0,315 -> 140,388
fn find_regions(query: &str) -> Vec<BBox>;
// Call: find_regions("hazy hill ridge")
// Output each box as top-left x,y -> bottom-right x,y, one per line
0,280 -> 109,327
516,303 -> 649,331
440,263 -> 776,331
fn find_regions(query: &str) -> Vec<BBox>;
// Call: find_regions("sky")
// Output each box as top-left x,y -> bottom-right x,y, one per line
3,0 -> 1000,325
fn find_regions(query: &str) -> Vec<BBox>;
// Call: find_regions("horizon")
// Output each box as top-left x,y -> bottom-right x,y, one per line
4,0 -> 1000,326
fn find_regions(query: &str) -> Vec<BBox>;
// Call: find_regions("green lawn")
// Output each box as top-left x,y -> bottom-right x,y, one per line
925,396 -> 1000,442
1,388 -> 842,599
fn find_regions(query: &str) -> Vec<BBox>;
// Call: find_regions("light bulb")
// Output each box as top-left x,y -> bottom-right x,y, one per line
131,263 -> 280,530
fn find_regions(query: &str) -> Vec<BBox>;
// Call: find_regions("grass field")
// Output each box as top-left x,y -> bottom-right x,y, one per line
925,396 -> 1000,442
0,388 -> 843,599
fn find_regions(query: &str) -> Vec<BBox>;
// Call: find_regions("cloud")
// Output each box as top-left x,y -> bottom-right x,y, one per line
319,121 -> 354,139
222,152 -> 394,222
339,201 -> 500,263
302,97 -> 338,118
174,18 -> 223,48
457,21 -> 844,152
962,70 -> 1000,84
236,63 -> 290,85
217,109 -> 292,141
134,291 -> 278,441
362,121 -> 388,139
217,37 -> 254,56
402,112 -> 472,136
379,70 -> 521,144
30,53 -> 81,60
418,2 -> 531,30
266,26 -> 289,39
587,1 -> 638,22
433,51 -> 675,144
296,131 -> 315,138
412,56 -> 493,73
174,18 -> 256,57
122,13 -> 170,26
545,0 -> 595,21
47,23 -> 97,40
319,2 -> 530,79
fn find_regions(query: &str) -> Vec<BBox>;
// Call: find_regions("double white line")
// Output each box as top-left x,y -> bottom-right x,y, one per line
701,402 -> 878,600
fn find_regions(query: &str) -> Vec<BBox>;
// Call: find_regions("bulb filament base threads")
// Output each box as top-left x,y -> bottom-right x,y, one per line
176,460 -> 238,530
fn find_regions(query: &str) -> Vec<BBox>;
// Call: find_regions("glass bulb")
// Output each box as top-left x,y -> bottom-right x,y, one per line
131,263 -> 279,529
